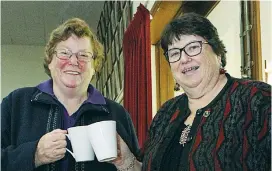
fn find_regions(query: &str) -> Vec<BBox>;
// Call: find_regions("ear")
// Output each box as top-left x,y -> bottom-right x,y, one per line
217,56 -> 222,66
89,61 -> 96,77
48,61 -> 53,71
89,67 -> 96,82
90,67 -> 95,75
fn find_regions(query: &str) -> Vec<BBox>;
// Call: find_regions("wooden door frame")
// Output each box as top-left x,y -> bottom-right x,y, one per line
150,1 -> 182,110
249,1 -> 262,80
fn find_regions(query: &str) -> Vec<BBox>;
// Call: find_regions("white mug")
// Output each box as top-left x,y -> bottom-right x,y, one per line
86,120 -> 117,162
66,126 -> 95,162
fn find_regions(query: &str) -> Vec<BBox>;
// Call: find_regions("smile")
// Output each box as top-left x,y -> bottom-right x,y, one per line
64,71 -> 80,75
182,66 -> 199,74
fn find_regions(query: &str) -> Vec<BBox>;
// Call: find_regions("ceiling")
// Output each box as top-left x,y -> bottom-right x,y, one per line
1,1 -> 105,46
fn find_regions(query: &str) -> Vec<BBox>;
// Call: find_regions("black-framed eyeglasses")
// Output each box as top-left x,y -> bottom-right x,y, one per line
54,49 -> 94,62
165,41 -> 209,63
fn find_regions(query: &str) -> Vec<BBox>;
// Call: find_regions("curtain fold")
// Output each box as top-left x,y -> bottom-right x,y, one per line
123,4 -> 152,147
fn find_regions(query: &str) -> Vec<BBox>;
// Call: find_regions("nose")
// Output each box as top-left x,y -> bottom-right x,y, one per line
179,51 -> 191,64
69,54 -> 79,65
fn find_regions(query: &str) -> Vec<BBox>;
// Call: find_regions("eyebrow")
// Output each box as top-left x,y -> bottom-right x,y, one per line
169,40 -> 204,49
57,46 -> 93,53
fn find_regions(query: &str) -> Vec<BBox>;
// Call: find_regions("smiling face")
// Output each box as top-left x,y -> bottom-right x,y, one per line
169,35 -> 221,90
48,34 -> 95,92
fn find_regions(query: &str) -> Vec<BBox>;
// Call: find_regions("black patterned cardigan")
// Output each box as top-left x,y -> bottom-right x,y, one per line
140,73 -> 271,171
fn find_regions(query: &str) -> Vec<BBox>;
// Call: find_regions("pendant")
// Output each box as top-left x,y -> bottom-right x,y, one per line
179,125 -> 192,146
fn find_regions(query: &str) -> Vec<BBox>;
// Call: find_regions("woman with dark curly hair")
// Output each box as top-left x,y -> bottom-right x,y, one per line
113,12 -> 271,171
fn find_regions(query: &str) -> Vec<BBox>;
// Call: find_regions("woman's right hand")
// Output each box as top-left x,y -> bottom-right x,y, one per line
110,134 -> 142,171
34,129 -> 67,167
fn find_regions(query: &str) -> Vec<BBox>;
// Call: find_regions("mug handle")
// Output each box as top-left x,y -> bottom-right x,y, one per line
65,134 -> 75,159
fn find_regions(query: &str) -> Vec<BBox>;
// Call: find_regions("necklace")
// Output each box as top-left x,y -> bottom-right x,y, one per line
179,124 -> 192,146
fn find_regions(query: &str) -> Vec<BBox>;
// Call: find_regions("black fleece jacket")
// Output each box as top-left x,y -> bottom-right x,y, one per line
1,87 -> 140,171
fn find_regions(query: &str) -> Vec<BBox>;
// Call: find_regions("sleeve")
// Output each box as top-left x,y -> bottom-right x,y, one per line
116,107 -> 140,158
138,97 -> 176,162
1,94 -> 39,171
123,109 -> 141,157
248,84 -> 271,170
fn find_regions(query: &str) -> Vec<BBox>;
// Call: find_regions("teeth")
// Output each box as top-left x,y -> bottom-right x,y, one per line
65,71 -> 79,75
182,66 -> 199,74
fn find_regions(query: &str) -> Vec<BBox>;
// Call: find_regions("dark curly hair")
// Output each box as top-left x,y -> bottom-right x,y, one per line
161,12 -> 227,67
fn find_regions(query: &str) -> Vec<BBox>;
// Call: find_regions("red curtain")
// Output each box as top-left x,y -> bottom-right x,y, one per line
123,4 -> 152,148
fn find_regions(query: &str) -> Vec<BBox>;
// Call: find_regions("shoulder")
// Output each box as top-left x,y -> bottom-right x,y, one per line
226,76 -> 271,113
151,94 -> 186,128
229,77 -> 271,99
104,98 -> 126,112
156,94 -> 186,116
1,87 -> 40,119
231,76 -> 271,92
104,98 -> 130,120
2,87 -> 39,102
230,77 -> 271,120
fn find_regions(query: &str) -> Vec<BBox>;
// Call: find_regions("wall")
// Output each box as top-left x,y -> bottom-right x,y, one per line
260,1 -> 272,85
207,1 -> 242,78
1,45 -> 49,99
133,1 -> 155,14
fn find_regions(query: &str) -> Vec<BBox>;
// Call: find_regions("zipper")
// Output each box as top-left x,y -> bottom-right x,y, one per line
100,105 -> 109,113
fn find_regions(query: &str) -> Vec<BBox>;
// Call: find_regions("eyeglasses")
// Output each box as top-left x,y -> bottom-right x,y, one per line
54,49 -> 94,62
165,41 -> 209,63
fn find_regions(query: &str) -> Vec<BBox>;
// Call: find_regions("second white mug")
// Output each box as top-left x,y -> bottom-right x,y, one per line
86,120 -> 117,162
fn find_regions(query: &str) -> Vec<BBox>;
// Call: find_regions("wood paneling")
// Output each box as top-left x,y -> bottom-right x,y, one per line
151,2 -> 181,110
150,1 -> 182,44
177,1 -> 219,17
155,43 -> 174,109
249,1 -> 263,81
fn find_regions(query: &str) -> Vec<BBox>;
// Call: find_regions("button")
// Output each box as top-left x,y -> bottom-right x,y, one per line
196,109 -> 202,115
203,110 -> 211,117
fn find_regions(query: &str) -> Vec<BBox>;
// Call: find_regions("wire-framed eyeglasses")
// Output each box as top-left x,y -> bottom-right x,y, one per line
165,41 -> 209,63
54,49 -> 94,62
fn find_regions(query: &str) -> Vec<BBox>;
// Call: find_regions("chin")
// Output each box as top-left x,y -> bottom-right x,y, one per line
62,79 -> 80,89
182,79 -> 201,88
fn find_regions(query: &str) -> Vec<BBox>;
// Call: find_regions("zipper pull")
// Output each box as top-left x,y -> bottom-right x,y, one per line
101,105 -> 109,113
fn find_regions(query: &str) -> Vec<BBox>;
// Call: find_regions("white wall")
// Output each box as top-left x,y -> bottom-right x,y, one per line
208,1 -> 242,78
132,1 -> 155,14
260,1 -> 272,85
1,45 -> 49,99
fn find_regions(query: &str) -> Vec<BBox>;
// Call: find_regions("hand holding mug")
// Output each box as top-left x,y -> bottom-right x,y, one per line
111,134 -> 136,170
87,120 -> 117,162
35,129 -> 67,167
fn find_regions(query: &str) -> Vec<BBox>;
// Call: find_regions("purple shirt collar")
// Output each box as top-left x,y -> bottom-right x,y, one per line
37,79 -> 106,105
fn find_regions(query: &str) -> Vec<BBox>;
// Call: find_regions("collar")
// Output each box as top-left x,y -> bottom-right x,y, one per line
36,79 -> 106,105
